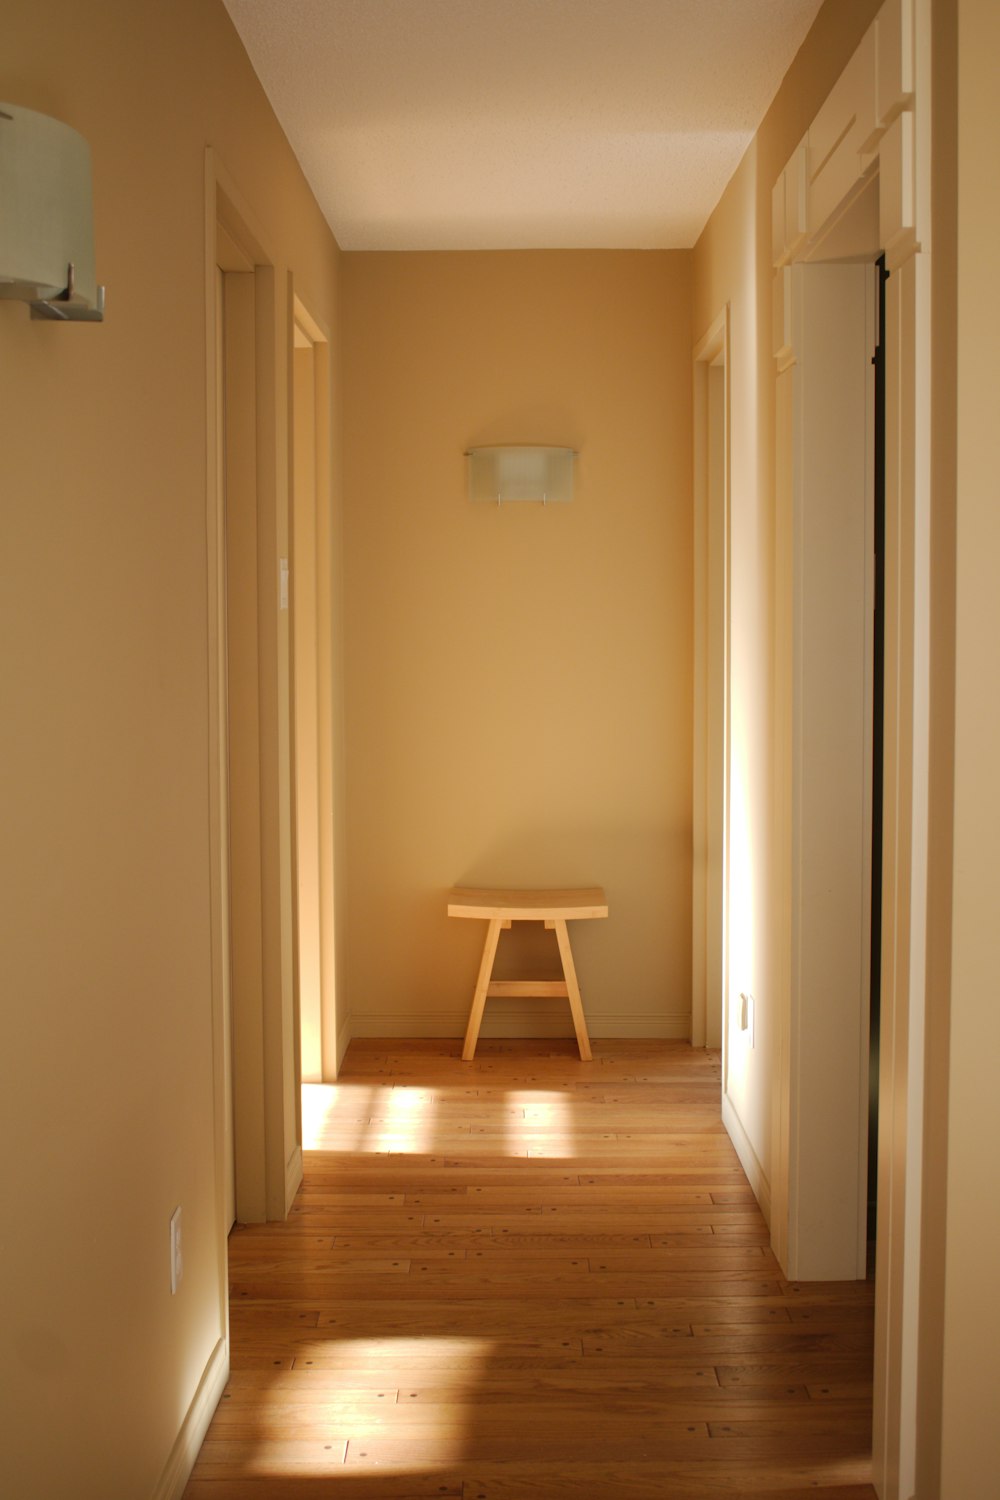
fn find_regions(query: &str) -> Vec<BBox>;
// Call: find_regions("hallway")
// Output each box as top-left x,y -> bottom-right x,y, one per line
185,1040 -> 875,1498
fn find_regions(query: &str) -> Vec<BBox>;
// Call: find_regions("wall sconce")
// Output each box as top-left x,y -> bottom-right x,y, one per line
466,446 -> 576,505
0,102 -> 105,321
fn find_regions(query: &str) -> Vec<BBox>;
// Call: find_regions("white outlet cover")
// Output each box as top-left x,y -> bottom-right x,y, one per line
739,992 -> 756,1046
169,1206 -> 183,1294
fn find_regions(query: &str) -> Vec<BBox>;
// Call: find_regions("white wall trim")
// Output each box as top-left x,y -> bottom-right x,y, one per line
284,1142 -> 303,1215
722,1093 -> 772,1227
150,1336 -> 228,1500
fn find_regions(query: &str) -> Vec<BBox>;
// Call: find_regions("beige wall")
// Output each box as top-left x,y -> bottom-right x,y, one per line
0,3 -> 342,1495
341,251 -> 693,1040
691,0 -> 881,1205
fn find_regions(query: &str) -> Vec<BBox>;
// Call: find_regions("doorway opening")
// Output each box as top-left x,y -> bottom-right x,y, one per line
215,228 -> 270,1228
770,257 -> 878,1282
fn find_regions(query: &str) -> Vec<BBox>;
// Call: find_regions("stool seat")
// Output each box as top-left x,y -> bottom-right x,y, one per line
447,887 -> 608,1061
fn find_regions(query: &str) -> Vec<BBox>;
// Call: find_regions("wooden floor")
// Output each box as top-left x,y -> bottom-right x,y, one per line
185,1039 -> 876,1499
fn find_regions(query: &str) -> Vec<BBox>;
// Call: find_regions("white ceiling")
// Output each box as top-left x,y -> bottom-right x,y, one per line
223,0 -> 823,251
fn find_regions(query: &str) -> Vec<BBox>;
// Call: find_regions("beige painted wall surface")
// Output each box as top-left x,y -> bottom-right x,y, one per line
939,0 -> 1000,1490
342,251 -> 692,1039
691,0 -> 880,1201
0,2 -> 342,1495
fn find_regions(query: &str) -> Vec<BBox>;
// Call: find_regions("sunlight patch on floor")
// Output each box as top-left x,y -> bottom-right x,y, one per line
364,1083 -> 437,1154
303,1081 -> 603,1158
307,1334 -> 497,1367
231,1336 -> 497,1475
506,1088 -> 574,1157
302,1082 -> 375,1150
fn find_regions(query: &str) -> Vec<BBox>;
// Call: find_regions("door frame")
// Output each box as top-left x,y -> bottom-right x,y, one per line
204,149 -> 302,1237
769,5 -> 934,1488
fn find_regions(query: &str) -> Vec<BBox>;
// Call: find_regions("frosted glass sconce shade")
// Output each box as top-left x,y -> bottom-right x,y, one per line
0,102 -> 104,320
466,446 -> 575,504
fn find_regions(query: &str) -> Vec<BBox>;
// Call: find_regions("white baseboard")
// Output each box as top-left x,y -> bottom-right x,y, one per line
348,1009 -> 691,1041
151,1334 -> 228,1500
722,1092 -> 772,1226
284,1142 -> 303,1215
585,1013 -> 690,1039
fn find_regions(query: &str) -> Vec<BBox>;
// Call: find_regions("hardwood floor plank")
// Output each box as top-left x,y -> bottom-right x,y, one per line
285,1338 -> 588,1363
460,1468 -> 875,1500
461,1185 -> 724,1203
186,1481 -> 462,1499
219,1383 -> 398,1404
717,1360 -> 875,1388
192,1438 -> 347,1469
340,1431 -> 713,1465
184,1469 -> 871,1500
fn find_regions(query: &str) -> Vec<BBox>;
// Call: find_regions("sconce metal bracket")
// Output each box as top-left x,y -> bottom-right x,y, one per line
30,262 -> 105,322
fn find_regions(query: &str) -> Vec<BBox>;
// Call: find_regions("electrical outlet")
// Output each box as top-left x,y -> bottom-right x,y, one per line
169,1206 -> 183,1294
739,992 -> 755,1047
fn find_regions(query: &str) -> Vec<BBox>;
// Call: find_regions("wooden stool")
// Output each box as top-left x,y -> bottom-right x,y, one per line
447,887 -> 608,1061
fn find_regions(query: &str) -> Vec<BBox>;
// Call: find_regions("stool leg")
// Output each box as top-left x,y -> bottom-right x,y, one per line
552,919 -> 593,1061
462,918 -> 503,1061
